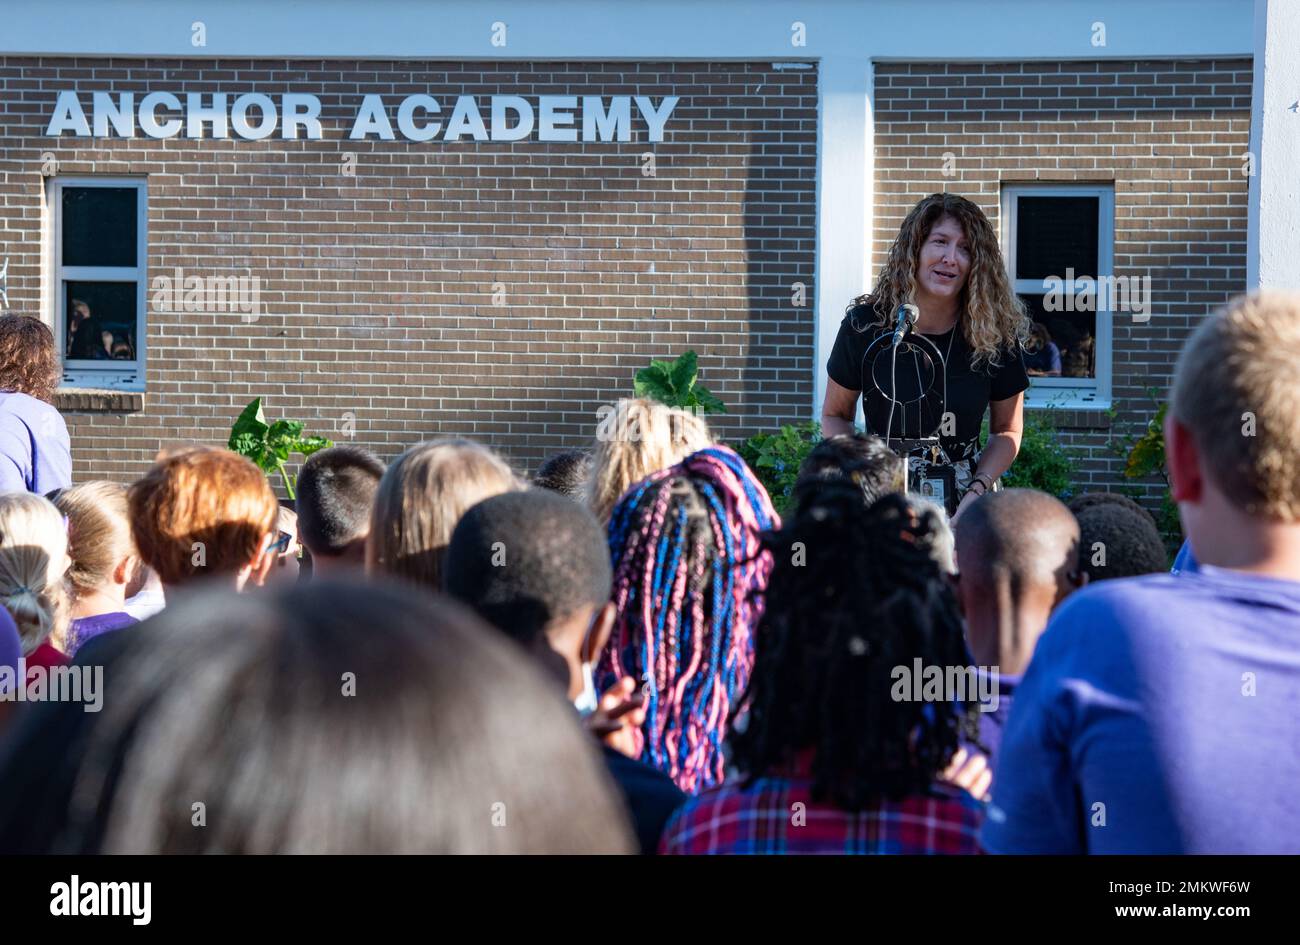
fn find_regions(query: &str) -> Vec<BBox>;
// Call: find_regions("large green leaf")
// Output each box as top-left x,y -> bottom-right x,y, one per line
634,363 -> 676,404
228,398 -> 269,456
267,418 -> 305,442
669,350 -> 698,396
228,431 -> 262,459
692,384 -> 727,415
633,350 -> 728,414
227,397 -> 334,490
295,435 -> 333,457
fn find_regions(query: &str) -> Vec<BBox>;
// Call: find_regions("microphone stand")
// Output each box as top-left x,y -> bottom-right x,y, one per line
866,319 -> 955,513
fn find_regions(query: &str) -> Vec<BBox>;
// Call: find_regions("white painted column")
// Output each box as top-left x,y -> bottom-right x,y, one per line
1248,0 -> 1300,290
813,55 -> 873,420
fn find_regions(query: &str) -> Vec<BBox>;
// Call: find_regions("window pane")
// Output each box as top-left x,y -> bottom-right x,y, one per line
1015,196 -> 1099,280
62,187 -> 138,267
1020,294 -> 1095,380
65,281 -> 138,362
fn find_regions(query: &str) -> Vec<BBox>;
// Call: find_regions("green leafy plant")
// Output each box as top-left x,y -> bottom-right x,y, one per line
987,410 -> 1079,499
737,421 -> 822,514
1112,399 -> 1181,554
633,350 -> 727,415
1123,401 -> 1168,480
228,397 -> 333,500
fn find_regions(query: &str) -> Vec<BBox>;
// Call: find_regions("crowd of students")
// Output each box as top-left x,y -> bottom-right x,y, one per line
0,291 -> 1297,854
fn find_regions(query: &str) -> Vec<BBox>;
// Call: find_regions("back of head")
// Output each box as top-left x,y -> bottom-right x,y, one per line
795,433 -> 905,506
954,488 -> 1080,601
0,492 -> 70,654
0,313 -> 60,404
1171,291 -> 1300,519
602,445 -> 777,793
588,398 -> 712,524
366,438 -> 518,589
1067,490 -> 1156,523
532,449 -> 592,500
53,481 -> 137,602
127,446 -> 278,587
732,481 -> 973,808
444,489 -> 611,647
44,579 -> 633,853
295,445 -> 386,558
1075,503 -> 1168,581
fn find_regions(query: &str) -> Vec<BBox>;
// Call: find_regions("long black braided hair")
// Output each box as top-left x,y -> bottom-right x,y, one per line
729,480 -> 980,810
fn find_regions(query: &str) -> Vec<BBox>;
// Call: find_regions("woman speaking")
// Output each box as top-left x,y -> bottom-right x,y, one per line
822,193 -> 1030,519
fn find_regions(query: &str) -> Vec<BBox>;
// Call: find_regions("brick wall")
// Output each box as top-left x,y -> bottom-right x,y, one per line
0,58 -> 817,484
873,58 -> 1251,514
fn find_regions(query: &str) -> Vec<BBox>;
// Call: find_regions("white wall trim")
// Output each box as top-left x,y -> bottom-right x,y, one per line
813,56 -> 872,422
1248,0 -> 1299,290
0,1 -> 1252,60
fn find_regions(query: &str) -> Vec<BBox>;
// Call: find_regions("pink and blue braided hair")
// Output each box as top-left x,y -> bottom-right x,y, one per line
599,445 -> 779,794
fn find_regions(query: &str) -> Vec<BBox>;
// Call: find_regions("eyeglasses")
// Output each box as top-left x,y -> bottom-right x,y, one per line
266,531 -> 305,565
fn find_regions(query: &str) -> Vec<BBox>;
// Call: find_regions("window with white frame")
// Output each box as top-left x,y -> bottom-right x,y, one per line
49,177 -> 147,390
1001,184 -> 1114,408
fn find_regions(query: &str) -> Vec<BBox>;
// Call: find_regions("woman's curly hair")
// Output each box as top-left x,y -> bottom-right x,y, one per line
851,193 -> 1031,371
0,314 -> 61,404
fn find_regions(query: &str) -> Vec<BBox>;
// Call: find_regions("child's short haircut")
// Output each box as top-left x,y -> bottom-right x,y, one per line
1074,503 -> 1168,581
128,447 -> 278,586
295,446 -> 386,557
1171,292 -> 1300,520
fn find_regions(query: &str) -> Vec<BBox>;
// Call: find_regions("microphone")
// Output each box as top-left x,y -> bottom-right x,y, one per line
891,304 -> 919,348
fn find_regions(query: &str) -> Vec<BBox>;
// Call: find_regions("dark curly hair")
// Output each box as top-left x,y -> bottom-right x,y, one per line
1067,490 -> 1155,523
795,432 -> 905,508
730,482 -> 980,810
0,315 -> 60,404
1074,502 -> 1168,581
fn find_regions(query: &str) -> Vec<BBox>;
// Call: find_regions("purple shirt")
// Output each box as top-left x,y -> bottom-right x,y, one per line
0,607 -> 19,696
66,611 -> 137,656
983,566 -> 1300,854
0,391 -> 72,495
974,671 -> 1019,766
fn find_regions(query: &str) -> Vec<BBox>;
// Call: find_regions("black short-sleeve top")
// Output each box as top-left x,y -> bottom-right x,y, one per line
826,303 -> 1029,465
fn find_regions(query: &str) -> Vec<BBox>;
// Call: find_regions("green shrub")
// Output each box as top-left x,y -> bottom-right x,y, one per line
633,350 -> 726,414
228,397 -> 333,500
985,410 -> 1079,499
1109,398 -> 1183,555
736,421 -> 822,514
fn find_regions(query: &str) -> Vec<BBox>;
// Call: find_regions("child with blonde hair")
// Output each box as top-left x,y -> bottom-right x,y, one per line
367,438 -> 519,591
0,492 -> 72,669
588,399 -> 712,525
53,481 -> 141,655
